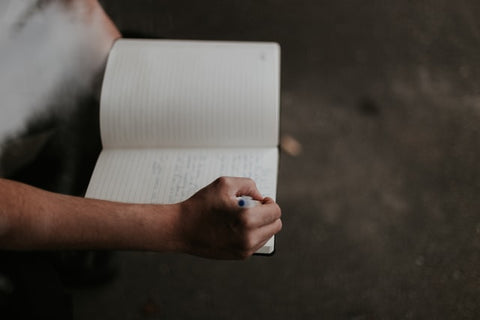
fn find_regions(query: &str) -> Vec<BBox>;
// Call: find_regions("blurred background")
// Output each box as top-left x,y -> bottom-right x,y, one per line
5,0 -> 480,319
72,1 -> 480,318
73,0 -> 480,319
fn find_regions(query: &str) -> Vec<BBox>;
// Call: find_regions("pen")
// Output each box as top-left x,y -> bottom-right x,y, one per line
237,196 -> 261,208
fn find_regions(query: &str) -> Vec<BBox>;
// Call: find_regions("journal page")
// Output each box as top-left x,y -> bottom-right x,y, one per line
99,39 -> 280,149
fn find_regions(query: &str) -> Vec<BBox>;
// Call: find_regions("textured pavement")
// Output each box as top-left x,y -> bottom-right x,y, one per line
73,1 -> 480,319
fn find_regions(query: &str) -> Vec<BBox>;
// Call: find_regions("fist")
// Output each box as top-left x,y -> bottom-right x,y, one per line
178,177 -> 282,259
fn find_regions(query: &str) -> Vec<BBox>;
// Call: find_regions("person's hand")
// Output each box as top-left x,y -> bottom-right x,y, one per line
177,177 -> 282,260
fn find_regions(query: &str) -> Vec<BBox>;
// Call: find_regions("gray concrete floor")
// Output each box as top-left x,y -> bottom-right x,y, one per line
73,1 -> 480,319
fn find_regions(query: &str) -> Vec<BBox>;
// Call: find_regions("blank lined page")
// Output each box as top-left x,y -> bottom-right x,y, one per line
100,39 -> 280,149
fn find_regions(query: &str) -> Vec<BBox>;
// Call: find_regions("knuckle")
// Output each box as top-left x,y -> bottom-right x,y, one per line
270,202 -> 281,218
276,219 -> 283,233
213,176 -> 225,186
264,206 -> 281,225
214,176 -> 231,189
245,177 -> 257,189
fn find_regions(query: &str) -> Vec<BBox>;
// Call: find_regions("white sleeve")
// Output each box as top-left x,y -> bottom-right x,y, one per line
0,1 -> 112,143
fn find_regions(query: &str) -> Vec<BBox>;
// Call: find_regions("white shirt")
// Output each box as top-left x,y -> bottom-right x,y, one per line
0,0 -> 111,143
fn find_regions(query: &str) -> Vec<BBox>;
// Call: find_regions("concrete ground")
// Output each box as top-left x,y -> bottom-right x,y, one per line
73,1 -> 480,319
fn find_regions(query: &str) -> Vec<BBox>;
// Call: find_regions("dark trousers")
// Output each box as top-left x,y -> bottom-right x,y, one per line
0,252 -> 73,320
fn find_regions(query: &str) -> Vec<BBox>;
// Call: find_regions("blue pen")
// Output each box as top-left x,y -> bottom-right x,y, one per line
237,196 -> 261,208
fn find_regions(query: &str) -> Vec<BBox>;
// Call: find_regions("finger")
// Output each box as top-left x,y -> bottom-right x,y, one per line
261,197 -> 276,205
251,219 -> 282,252
251,237 -> 271,254
229,177 -> 263,200
214,176 -> 263,202
242,201 -> 281,228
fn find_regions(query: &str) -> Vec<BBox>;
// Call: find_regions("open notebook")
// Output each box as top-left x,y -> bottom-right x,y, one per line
85,39 -> 280,254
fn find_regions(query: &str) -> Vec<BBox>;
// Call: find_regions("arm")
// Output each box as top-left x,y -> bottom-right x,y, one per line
0,2 -> 282,259
0,177 -> 282,259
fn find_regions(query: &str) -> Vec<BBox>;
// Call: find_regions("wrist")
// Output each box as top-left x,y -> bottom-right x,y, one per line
135,202 -> 186,253
174,200 -> 195,255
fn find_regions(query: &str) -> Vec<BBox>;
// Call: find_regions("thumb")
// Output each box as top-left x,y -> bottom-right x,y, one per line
234,179 -> 263,201
216,177 -> 263,201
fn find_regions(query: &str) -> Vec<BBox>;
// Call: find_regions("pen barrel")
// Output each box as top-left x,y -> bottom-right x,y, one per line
237,196 -> 261,208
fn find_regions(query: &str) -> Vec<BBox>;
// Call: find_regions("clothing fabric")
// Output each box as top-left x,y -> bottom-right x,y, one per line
0,0 -> 110,177
0,2 -> 113,318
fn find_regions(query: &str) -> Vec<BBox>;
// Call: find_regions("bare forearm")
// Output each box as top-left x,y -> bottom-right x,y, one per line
0,177 -> 282,260
0,179 -> 183,252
